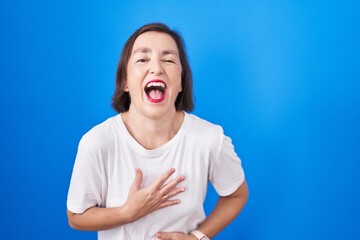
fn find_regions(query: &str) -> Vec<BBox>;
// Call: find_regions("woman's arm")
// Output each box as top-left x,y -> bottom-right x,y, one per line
67,206 -> 130,231
197,180 -> 249,238
67,168 -> 186,231
156,180 -> 249,240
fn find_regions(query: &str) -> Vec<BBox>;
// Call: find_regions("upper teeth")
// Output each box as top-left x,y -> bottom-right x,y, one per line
146,81 -> 165,88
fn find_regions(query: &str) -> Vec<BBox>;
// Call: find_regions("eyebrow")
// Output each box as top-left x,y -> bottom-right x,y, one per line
132,47 -> 178,56
162,49 -> 178,56
133,47 -> 151,54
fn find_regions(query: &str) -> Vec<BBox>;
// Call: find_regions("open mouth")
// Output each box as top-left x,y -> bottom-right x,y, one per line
144,80 -> 167,103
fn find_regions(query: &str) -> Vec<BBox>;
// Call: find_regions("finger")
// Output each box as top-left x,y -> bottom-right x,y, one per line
158,199 -> 181,209
156,232 -> 174,240
130,168 -> 143,192
160,175 -> 185,194
153,168 -> 176,189
162,187 -> 185,200
156,232 -> 184,240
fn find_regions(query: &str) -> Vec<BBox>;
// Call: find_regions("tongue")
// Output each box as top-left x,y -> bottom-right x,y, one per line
148,89 -> 163,100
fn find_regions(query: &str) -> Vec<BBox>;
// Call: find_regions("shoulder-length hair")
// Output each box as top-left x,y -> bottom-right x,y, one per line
111,23 -> 194,113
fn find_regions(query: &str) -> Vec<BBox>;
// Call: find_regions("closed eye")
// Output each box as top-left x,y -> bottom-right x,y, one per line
136,58 -> 148,63
163,59 -> 175,63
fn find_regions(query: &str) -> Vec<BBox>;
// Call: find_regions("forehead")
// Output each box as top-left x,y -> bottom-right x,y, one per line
132,31 -> 179,54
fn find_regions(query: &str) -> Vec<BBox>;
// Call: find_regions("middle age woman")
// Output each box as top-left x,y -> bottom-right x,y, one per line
67,23 -> 248,240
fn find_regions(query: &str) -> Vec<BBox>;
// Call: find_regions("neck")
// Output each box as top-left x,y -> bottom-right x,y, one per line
121,109 -> 184,150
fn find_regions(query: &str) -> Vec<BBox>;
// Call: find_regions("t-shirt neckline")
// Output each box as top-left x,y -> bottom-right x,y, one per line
115,111 -> 191,157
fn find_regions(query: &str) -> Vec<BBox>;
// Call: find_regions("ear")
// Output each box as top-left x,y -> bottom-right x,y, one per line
124,82 -> 129,92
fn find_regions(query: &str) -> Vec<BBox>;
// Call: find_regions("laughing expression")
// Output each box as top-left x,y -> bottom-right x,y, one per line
145,80 -> 167,103
126,31 -> 182,117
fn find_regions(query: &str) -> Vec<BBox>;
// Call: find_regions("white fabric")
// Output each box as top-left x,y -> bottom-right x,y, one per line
67,112 -> 245,240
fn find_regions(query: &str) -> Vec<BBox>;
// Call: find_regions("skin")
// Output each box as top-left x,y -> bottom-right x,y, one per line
125,31 -> 183,122
67,168 -> 186,231
67,31 -> 249,239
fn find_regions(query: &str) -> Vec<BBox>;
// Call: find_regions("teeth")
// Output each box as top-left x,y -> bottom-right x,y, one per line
146,81 -> 165,88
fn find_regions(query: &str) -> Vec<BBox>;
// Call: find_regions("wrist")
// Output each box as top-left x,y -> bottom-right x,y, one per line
116,205 -> 135,224
190,230 -> 210,240
188,234 -> 198,240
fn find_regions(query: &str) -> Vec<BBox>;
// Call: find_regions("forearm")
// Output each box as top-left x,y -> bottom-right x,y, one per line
198,180 -> 249,238
67,206 -> 131,231
67,168 -> 186,232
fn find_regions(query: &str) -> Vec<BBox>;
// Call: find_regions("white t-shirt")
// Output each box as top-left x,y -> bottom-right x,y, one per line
67,112 -> 245,240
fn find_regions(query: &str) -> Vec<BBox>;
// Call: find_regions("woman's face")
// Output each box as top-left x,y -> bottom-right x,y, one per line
126,31 -> 182,118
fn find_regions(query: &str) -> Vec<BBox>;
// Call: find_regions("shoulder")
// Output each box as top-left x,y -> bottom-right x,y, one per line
79,115 -> 120,151
187,113 -> 223,134
185,113 -> 224,145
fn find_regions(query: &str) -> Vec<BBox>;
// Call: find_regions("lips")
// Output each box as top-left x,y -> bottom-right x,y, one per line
144,80 -> 167,103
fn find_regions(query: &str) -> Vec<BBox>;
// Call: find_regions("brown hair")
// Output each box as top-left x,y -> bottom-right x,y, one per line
111,23 -> 194,113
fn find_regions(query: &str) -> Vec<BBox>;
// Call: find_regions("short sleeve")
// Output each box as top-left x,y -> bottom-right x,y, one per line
209,134 -> 245,196
67,140 -> 103,214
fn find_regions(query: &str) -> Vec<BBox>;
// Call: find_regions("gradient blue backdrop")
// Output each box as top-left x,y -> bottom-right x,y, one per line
1,0 -> 359,239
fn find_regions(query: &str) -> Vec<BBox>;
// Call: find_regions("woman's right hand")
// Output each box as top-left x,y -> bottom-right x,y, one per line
123,168 -> 186,222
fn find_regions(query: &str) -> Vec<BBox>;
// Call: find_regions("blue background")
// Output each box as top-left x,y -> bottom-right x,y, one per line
1,0 -> 359,239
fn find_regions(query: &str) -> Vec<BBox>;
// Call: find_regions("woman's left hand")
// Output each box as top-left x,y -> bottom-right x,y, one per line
156,232 -> 197,240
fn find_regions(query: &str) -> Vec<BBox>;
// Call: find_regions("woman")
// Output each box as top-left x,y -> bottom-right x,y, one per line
67,23 -> 248,240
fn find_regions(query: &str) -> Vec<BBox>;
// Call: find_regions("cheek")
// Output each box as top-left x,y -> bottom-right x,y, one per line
173,66 -> 182,81
177,68 -> 183,91
126,68 -> 146,86
128,64 -> 147,76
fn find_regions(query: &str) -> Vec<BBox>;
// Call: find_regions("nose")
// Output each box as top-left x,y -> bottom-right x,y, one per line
149,60 -> 164,75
